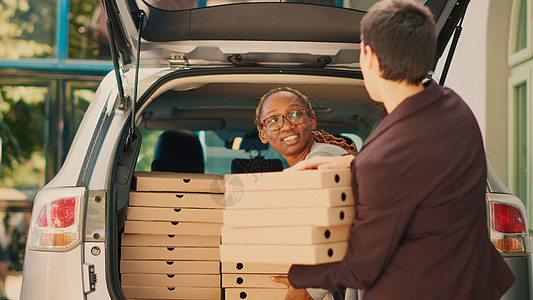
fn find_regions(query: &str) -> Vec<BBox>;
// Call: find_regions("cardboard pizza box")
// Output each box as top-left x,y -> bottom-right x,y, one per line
133,171 -> 225,193
126,206 -> 223,223
124,220 -> 221,236
221,225 -> 350,245
224,187 -> 354,209
122,286 -> 221,300
121,273 -> 221,287
222,274 -> 289,288
220,242 -> 348,265
223,206 -> 354,227
129,191 -> 225,209
121,246 -> 220,261
120,260 -> 220,274
225,288 -> 286,300
221,262 -> 289,274
121,234 -> 220,247
224,169 -> 351,193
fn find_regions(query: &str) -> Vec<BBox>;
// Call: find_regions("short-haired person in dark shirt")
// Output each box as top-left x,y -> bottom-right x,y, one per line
280,0 -> 516,299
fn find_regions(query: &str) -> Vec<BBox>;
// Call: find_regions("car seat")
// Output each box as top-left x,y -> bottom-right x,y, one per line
151,130 -> 204,173
231,131 -> 283,173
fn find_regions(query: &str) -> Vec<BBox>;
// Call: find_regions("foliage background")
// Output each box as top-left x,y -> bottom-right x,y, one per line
0,0 -> 105,189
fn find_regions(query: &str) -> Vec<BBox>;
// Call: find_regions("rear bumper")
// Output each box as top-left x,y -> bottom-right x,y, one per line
501,255 -> 533,300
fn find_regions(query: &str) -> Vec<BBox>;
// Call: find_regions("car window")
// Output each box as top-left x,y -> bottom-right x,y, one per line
135,130 -> 289,175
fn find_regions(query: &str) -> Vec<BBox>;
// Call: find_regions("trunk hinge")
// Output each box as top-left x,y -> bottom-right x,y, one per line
83,263 -> 97,294
169,54 -> 189,69
103,0 -> 129,111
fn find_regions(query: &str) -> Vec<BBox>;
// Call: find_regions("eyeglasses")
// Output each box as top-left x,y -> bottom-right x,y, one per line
261,109 -> 309,131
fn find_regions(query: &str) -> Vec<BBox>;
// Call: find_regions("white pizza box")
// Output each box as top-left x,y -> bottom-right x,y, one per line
121,234 -> 220,247
224,187 -> 354,209
222,274 -> 289,288
120,260 -> 220,274
224,169 -> 351,193
220,242 -> 347,265
223,206 -> 354,227
221,262 -> 289,274
225,288 -> 286,300
121,273 -> 221,287
121,246 -> 220,261
221,225 -> 350,245
126,206 -> 223,223
133,171 -> 225,193
122,286 -> 221,300
129,191 -> 225,209
124,220 -> 221,236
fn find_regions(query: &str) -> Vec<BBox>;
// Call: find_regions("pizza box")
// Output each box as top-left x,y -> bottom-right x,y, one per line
224,169 -> 351,193
222,274 -> 288,288
122,286 -> 221,300
121,246 -> 220,261
121,234 -> 220,247
220,242 -> 348,265
221,262 -> 289,274
120,260 -> 220,274
223,206 -> 354,227
225,288 -> 286,300
124,220 -> 221,236
121,273 -> 221,287
224,187 -> 354,209
133,171 -> 225,193
129,191 -> 225,209
221,225 -> 350,245
126,206 -> 223,223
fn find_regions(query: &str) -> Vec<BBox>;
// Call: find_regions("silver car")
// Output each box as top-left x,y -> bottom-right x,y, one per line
21,0 -> 532,299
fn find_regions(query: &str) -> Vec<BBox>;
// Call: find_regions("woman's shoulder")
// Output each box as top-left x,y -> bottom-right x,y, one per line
306,142 -> 348,159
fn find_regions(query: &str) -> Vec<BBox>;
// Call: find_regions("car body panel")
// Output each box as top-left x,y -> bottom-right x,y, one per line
22,247 -> 85,299
502,256 -> 533,299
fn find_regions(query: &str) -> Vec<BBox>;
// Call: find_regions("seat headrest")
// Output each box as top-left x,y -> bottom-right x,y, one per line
151,130 -> 204,173
239,131 -> 269,152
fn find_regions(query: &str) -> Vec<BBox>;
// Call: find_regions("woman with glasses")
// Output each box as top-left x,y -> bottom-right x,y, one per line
255,87 -> 356,167
255,86 -> 357,299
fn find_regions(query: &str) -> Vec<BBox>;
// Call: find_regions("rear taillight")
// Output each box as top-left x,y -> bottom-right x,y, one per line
37,198 -> 76,228
492,203 -> 525,233
27,188 -> 85,250
490,202 -> 529,254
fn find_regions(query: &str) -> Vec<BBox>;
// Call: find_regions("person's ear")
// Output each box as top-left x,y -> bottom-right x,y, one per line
258,127 -> 269,144
310,117 -> 317,130
366,45 -> 381,73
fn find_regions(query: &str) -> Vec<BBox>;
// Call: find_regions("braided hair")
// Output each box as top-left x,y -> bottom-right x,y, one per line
312,130 -> 357,153
256,87 -> 357,153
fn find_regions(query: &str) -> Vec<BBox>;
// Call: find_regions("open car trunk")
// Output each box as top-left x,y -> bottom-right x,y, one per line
107,68 -> 382,299
101,0 -> 470,298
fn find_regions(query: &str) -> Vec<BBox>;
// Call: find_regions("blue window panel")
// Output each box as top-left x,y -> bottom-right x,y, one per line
56,0 -> 70,60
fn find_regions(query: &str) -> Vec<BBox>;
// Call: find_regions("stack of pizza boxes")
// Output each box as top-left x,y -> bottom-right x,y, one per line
220,169 -> 355,299
120,171 -> 225,300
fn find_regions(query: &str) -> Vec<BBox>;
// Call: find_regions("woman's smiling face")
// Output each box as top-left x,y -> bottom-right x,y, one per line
258,91 -> 316,161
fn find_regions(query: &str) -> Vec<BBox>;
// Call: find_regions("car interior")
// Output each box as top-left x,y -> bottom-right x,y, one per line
134,74 -> 385,173
113,72 -> 386,298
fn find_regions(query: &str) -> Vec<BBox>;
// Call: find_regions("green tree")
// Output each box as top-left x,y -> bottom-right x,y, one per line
69,0 -> 105,59
0,86 -> 46,188
0,0 -> 56,59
